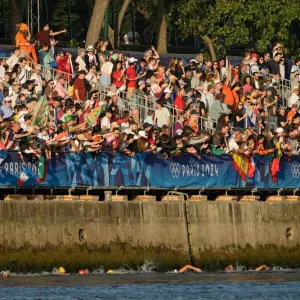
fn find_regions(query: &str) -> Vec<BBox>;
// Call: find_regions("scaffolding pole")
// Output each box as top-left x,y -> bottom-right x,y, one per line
27,0 -> 40,34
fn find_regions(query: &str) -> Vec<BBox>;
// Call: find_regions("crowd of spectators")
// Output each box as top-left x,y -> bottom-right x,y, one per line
0,23 -> 299,161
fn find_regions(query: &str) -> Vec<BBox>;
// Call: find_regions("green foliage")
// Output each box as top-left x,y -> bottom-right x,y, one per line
176,0 -> 300,54
69,38 -> 79,48
51,0 -> 80,28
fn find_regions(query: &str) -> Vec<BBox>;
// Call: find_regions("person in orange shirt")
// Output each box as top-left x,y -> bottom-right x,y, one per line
222,67 -> 239,109
15,23 -> 38,63
287,104 -> 298,121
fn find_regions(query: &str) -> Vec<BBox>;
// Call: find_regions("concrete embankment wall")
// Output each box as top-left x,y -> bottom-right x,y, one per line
0,201 -> 300,271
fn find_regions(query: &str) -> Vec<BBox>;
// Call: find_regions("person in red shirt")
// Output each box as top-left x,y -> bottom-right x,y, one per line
37,23 -> 66,48
174,88 -> 186,113
112,61 -> 125,90
126,57 -> 137,99
72,70 -> 87,103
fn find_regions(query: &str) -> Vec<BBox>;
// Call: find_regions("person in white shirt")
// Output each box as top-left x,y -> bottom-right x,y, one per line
154,100 -> 170,128
290,58 -> 300,87
6,47 -> 21,71
75,48 -> 87,72
0,58 -> 6,80
18,57 -> 31,84
101,109 -> 112,130
288,86 -> 300,108
30,65 -> 43,95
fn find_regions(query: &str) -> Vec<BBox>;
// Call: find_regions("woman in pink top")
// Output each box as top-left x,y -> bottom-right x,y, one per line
242,76 -> 254,95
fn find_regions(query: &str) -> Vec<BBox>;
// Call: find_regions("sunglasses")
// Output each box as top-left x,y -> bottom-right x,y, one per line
5,101 -> 12,103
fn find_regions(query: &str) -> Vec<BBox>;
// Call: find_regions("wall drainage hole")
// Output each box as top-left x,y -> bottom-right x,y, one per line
79,229 -> 85,242
286,228 -> 293,240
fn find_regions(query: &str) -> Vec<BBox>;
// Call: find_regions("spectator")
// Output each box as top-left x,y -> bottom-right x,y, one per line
154,100 -> 170,128
55,75 -> 68,98
288,86 -> 300,108
0,97 -> 13,119
6,47 -> 21,71
267,53 -> 281,76
72,70 -> 87,103
37,23 -> 66,48
76,48 -> 87,72
126,58 -> 137,98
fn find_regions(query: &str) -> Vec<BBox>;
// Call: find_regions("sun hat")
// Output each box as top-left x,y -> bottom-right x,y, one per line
86,45 -> 94,52
276,127 -> 284,133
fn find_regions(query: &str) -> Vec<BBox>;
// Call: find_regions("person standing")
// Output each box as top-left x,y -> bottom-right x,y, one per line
72,70 -> 87,103
75,49 -> 87,72
126,57 -> 137,99
37,23 -> 66,48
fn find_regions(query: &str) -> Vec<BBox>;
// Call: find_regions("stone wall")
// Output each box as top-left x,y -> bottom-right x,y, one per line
0,201 -> 300,271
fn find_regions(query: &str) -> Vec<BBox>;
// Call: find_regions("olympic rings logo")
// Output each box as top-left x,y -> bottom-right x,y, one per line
170,163 -> 181,178
291,164 -> 300,178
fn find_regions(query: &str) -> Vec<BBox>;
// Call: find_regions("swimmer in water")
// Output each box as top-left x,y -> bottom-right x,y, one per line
78,269 -> 89,275
52,267 -> 68,275
0,271 -> 10,278
178,265 -> 201,273
107,269 -> 125,274
255,264 -> 269,272
224,264 -> 269,272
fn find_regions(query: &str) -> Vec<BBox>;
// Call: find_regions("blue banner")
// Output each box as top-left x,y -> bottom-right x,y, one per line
0,152 -> 299,188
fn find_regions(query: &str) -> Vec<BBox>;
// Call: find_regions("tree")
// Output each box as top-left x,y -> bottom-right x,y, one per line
156,0 -> 167,53
85,0 -> 110,47
117,0 -> 132,47
9,0 -> 27,38
52,0 -> 80,28
176,0 -> 300,58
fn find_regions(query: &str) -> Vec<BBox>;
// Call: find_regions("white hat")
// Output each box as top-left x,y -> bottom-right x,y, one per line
276,127 -> 284,133
138,130 -> 147,138
138,79 -> 146,86
129,57 -> 137,63
87,45 -> 94,51
190,59 -> 199,64
214,79 -> 221,84
164,88 -> 172,93
292,86 -> 299,91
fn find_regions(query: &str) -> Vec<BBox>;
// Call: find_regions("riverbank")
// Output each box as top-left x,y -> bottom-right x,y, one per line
1,201 -> 300,272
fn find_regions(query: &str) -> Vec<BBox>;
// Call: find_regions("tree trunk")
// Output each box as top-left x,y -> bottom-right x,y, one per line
117,0 -> 131,47
156,0 -> 167,53
85,0 -> 110,48
10,0 -> 27,41
201,35 -> 216,61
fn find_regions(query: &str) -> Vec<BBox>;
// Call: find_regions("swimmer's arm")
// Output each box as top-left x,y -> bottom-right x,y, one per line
178,265 -> 201,273
255,264 -> 269,272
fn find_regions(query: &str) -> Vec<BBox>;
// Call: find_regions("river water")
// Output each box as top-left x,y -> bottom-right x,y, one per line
1,269 -> 300,299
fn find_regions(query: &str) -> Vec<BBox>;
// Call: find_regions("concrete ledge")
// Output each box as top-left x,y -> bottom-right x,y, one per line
215,195 -> 238,202
44,196 -> 58,201
26,195 -> 45,201
111,195 -> 128,201
285,196 -> 300,202
189,195 -> 208,201
134,195 -> 156,202
56,195 -> 80,201
265,196 -> 286,202
4,194 -> 27,201
239,195 -> 260,202
79,195 -> 99,201
161,195 -> 184,201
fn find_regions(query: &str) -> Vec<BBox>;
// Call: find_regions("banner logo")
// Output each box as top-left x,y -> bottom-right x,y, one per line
170,163 -> 181,178
291,164 -> 300,178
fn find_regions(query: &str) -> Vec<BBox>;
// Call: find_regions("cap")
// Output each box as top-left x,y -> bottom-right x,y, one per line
190,109 -> 199,115
138,130 -> 147,138
20,23 -> 28,31
87,45 -> 94,51
64,115 -> 74,123
143,122 -> 152,129
251,53 -> 259,58
58,267 -> 66,274
179,80 -> 187,86
276,127 -> 284,133
128,57 -> 138,63
164,88 -> 172,93
292,86 -> 299,91
214,79 -> 221,84
138,79 -> 146,86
